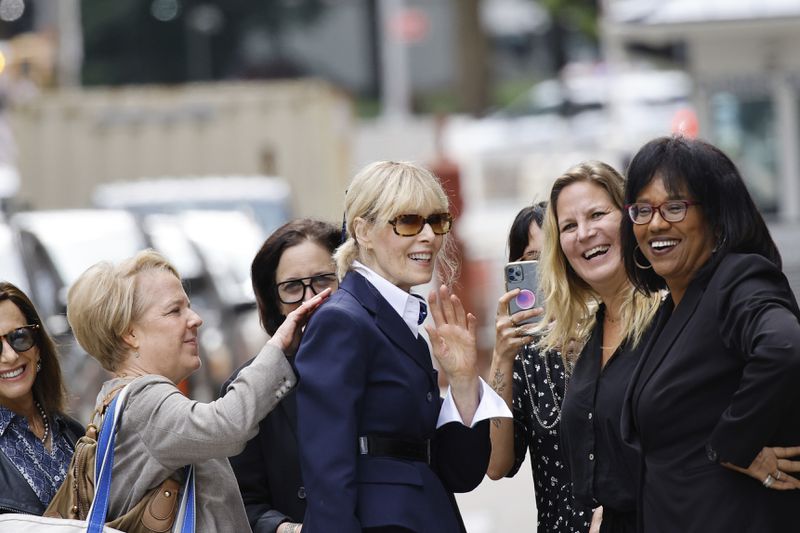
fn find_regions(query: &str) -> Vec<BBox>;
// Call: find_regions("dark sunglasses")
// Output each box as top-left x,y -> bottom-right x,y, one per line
388,213 -> 453,237
0,324 -> 39,356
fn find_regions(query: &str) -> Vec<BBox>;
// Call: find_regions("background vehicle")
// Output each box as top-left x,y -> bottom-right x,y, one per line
10,210 -> 149,420
92,176 -> 292,238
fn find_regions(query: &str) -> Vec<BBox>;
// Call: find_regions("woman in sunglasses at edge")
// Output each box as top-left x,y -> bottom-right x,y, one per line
221,218 -> 340,533
0,281 -> 84,516
294,161 -> 511,532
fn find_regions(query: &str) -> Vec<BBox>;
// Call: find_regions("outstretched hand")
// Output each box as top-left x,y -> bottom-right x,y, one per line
268,288 -> 332,355
425,284 -> 480,425
723,446 -> 800,490
425,284 -> 479,383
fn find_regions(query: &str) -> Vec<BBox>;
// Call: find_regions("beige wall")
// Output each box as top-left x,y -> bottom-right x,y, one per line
8,79 -> 353,224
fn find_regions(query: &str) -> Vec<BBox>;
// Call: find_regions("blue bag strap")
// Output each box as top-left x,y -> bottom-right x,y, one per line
175,465 -> 196,533
86,384 -> 131,532
84,383 -> 196,533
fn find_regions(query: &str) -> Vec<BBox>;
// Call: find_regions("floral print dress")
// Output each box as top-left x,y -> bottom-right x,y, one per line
507,341 -> 591,532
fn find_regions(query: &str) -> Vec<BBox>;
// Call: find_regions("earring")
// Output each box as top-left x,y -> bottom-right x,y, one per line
634,245 -> 653,270
36,360 -> 42,373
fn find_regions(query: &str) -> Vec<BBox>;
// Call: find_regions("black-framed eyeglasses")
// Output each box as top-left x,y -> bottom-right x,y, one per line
625,200 -> 701,225
276,273 -> 338,304
388,213 -> 453,237
0,324 -> 39,356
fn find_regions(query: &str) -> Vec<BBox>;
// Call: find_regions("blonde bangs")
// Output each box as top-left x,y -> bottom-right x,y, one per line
369,166 -> 449,225
335,161 -> 455,284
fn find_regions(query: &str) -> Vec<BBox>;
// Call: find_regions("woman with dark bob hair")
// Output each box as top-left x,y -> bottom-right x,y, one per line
223,218 -> 340,533
251,219 -> 341,337
0,281 -> 83,515
620,136 -> 800,532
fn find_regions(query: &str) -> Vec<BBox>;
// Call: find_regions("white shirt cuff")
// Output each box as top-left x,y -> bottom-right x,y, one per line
436,377 -> 513,429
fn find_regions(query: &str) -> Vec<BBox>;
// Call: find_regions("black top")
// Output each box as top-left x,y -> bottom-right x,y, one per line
222,359 -> 306,533
623,254 -> 800,532
560,305 -> 646,516
509,341 -> 591,532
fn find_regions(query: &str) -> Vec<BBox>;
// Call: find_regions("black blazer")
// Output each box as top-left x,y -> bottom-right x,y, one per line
294,271 -> 490,532
0,412 -> 83,515
222,363 -> 305,533
622,253 -> 800,532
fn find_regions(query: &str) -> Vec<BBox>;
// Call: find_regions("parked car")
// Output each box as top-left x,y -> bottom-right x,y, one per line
10,209 -> 149,420
139,211 -> 268,393
92,175 -> 292,238
171,209 -> 268,378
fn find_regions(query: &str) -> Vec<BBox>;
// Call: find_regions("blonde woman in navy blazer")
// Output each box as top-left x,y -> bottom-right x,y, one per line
620,137 -> 800,532
294,161 -> 511,532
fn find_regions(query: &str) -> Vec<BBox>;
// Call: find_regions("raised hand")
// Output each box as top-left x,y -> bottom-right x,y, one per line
425,284 -> 479,382
425,285 -> 480,425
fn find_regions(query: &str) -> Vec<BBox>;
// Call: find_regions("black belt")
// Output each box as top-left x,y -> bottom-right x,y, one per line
358,435 -> 431,464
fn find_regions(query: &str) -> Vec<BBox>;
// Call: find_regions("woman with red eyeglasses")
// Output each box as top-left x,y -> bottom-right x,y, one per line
294,161 -> 511,532
0,282 -> 83,516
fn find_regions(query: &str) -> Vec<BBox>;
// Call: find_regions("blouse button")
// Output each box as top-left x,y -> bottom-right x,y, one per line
588,412 -> 593,420
297,486 -> 306,499
426,391 -> 433,402
589,453 -> 595,461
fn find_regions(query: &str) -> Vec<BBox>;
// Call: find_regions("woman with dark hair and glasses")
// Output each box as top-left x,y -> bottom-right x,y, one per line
620,136 -> 800,532
487,201 -> 592,532
294,161 -> 510,532
0,281 -> 83,516
222,218 -> 340,533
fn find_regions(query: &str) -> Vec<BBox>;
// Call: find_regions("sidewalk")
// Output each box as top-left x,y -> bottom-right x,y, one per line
457,457 -> 538,533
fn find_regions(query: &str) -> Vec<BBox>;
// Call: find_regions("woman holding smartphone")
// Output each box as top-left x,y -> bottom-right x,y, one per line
487,202 -> 592,532
537,161 -> 662,532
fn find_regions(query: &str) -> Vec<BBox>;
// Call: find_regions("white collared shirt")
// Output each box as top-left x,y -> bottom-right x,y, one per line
353,261 -> 424,338
350,262 -> 512,427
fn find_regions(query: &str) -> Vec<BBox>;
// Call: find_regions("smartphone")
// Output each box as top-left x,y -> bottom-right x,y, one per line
504,260 -> 545,325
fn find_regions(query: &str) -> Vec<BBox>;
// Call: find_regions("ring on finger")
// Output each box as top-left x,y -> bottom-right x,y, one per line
510,318 -> 517,327
774,470 -> 783,481
763,474 -> 776,488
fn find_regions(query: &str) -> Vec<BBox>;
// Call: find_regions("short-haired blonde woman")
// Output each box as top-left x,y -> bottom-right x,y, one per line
294,161 -> 510,532
536,162 -> 662,533
66,250 -> 329,531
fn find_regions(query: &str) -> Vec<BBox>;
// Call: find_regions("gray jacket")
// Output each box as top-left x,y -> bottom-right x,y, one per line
94,343 -> 295,533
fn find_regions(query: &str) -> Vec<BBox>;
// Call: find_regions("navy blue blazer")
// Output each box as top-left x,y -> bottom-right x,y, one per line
294,271 -> 490,532
622,253 -> 800,532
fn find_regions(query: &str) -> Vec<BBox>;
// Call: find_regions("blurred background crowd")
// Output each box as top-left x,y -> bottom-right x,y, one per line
1,0 -> 799,530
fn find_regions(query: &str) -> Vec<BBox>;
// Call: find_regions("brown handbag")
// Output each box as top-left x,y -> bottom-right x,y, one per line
43,387 -> 182,533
